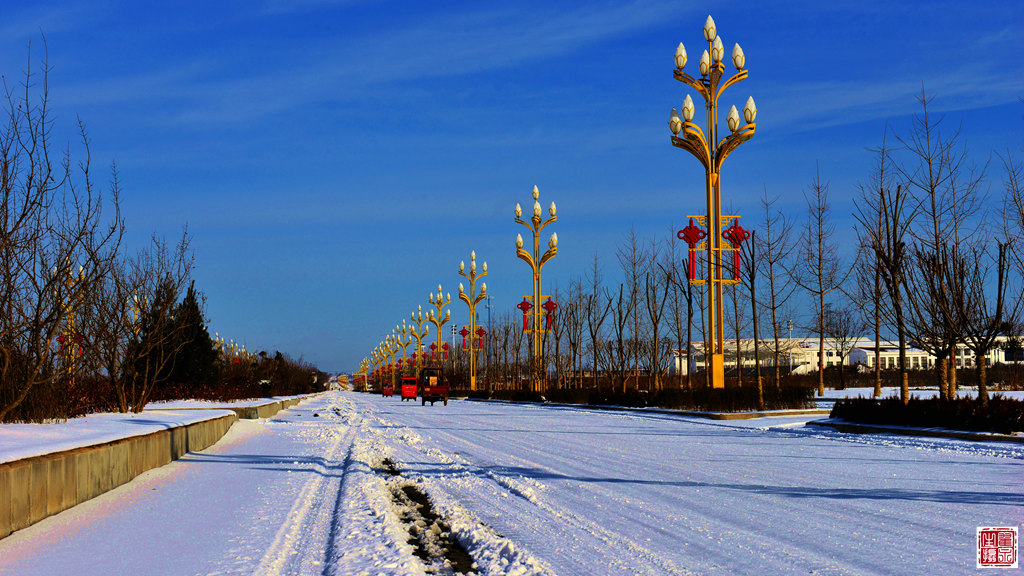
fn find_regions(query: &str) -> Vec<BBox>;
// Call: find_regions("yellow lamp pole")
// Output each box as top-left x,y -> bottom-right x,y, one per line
426,285 -> 452,364
372,347 -> 383,388
394,321 -> 414,376
410,306 -> 431,375
383,334 -> 398,390
514,185 -> 557,391
668,15 -> 756,389
457,251 -> 488,391
56,266 -> 85,388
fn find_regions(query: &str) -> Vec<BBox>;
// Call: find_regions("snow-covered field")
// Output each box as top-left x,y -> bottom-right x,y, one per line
1,391 -> 1021,575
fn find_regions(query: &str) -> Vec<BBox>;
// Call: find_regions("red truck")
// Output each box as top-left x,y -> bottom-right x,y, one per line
400,377 -> 418,401
418,366 -> 449,406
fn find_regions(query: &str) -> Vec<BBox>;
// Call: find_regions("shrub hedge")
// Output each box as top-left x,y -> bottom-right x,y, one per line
463,384 -> 816,413
830,395 -> 1024,434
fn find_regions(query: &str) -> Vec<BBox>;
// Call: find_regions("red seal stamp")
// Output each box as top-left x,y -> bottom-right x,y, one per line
978,527 -> 1018,569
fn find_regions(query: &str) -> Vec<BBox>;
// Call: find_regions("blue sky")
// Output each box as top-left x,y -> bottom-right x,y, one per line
2,1 -> 1021,373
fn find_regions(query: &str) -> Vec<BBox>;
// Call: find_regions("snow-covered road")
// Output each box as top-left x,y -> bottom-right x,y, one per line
1,391 -> 1021,575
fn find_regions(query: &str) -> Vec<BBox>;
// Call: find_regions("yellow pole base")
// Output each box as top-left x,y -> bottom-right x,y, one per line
710,354 -> 725,389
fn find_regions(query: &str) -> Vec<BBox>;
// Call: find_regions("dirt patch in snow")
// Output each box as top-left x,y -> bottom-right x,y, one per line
378,458 -> 477,575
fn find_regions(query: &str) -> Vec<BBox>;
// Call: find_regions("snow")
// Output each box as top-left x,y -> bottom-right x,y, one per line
0,409 -> 236,464
1,391 -> 1022,575
147,395 -> 313,409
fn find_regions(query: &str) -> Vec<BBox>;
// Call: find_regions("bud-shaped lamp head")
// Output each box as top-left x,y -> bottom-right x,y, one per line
699,50 -> 710,76
669,108 -> 682,135
727,105 -> 740,132
515,202 -> 522,219
549,232 -> 558,248
532,185 -> 539,200
732,43 -> 745,70
675,42 -> 687,69
703,15 -> 717,42
682,94 -> 695,122
743,96 -> 757,124
711,36 -> 724,64
516,233 -> 524,249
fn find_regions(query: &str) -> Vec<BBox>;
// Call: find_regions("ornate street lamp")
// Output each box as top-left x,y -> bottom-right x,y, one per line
514,185 -> 558,391
669,15 -> 756,388
426,285 -> 452,363
410,306 -> 431,375
394,320 -> 414,376
384,334 -> 399,390
458,251 -> 488,391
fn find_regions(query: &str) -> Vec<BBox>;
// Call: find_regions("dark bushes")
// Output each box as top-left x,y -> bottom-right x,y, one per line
830,395 -> 1024,434
471,384 -> 815,413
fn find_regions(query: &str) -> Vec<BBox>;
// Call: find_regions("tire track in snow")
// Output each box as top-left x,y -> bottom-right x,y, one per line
251,400 -> 354,576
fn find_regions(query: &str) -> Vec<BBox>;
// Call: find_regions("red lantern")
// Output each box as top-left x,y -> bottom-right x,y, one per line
541,298 -> 558,330
517,297 -> 533,330
678,217 -> 707,281
459,327 -> 470,350
722,219 -> 750,279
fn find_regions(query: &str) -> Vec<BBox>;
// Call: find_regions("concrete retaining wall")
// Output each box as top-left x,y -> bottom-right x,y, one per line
146,394 -> 320,420
0,411 -> 237,540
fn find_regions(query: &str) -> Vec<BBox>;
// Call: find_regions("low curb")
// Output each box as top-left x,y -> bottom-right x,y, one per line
806,419 -> 1024,444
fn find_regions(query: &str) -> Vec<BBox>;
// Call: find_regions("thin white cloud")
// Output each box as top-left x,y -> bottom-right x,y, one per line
56,1 -> 685,126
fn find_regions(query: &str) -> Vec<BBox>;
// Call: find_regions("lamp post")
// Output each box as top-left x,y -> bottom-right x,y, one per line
669,15 -> 757,389
394,321 -> 413,376
384,334 -> 399,390
426,285 -> 452,363
458,251 -> 488,391
410,306 -> 431,375
514,185 -> 558,391
54,265 -> 86,389
372,346 -> 384,389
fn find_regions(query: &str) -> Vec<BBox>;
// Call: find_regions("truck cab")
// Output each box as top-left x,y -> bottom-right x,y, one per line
418,366 -> 449,406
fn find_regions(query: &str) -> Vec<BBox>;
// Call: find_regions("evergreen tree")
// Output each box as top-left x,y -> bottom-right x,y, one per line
168,282 -> 218,394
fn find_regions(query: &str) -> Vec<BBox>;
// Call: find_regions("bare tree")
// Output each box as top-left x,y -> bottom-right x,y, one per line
855,182 -> 915,404
583,254 -> 611,390
617,229 -> 646,389
641,239 -> 670,390
608,283 -> 633,393
112,232 -> 194,412
898,88 -> 985,399
0,47 -> 122,422
952,241 -> 1017,406
741,230 -> 764,408
756,188 -> 796,387
792,166 -> 850,396
822,300 -> 864,390
852,134 -> 897,398
562,277 -> 585,388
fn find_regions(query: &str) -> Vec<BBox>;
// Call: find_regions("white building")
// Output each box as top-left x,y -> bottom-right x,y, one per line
674,337 -> 1021,374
